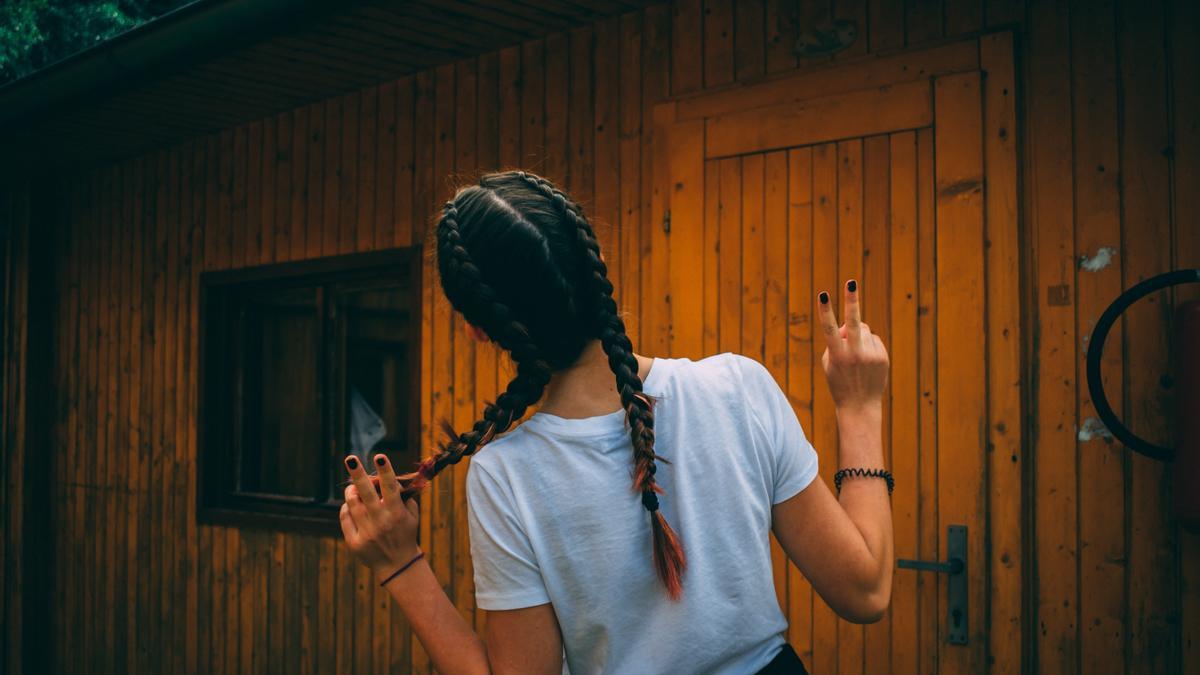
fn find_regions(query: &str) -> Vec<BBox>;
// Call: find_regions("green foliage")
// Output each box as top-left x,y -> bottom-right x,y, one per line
0,0 -> 195,85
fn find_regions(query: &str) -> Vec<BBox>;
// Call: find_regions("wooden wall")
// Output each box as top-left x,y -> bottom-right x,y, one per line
1,0 -> 1197,673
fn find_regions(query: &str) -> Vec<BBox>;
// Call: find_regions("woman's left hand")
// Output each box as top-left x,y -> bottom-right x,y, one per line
339,454 -> 423,580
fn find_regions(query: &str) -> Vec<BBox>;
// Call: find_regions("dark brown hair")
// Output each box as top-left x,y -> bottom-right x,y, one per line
397,170 -> 685,599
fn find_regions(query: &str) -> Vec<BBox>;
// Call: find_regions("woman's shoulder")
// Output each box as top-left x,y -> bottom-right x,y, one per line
647,351 -> 765,392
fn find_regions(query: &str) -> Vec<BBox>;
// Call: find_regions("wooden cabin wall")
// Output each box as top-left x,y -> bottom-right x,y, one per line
3,0 -> 1196,673
2,183 -> 30,675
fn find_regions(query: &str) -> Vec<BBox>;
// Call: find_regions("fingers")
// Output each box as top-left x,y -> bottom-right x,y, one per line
373,454 -> 402,503
844,279 -> 862,340
338,502 -> 359,544
817,291 -> 843,353
345,483 -> 372,535
344,455 -> 380,508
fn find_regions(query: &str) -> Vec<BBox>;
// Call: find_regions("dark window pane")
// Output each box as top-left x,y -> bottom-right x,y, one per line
340,284 -> 416,475
241,286 -> 322,498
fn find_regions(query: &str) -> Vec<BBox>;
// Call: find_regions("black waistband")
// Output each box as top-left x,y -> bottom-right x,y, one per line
754,643 -> 809,675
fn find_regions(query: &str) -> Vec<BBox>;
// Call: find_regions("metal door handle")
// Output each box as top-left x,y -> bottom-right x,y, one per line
895,525 -> 968,645
897,557 -> 963,574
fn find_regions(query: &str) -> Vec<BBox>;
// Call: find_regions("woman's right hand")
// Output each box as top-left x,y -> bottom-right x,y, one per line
339,454 -> 423,582
818,280 -> 890,415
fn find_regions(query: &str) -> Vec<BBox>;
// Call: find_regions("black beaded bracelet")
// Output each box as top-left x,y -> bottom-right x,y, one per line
379,550 -> 425,587
834,467 -> 894,495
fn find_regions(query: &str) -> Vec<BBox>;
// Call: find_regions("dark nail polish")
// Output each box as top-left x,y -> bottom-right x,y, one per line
848,279 -> 857,293
346,457 -> 358,470
819,292 -> 829,304
376,456 -> 386,467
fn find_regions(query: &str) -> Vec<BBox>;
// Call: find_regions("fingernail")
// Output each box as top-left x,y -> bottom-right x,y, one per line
819,292 -> 829,305
847,279 -> 857,293
375,456 -> 386,467
346,457 -> 359,470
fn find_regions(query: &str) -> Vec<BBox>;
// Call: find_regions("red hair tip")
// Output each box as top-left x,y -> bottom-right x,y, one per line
651,511 -> 687,601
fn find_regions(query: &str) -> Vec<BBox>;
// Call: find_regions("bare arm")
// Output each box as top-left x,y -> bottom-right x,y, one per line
340,455 -> 563,674
771,280 -> 894,623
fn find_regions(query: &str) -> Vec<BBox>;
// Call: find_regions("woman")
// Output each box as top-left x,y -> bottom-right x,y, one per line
338,171 -> 893,674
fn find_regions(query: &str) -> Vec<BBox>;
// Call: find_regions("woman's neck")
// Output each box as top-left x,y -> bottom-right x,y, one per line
535,340 -> 654,419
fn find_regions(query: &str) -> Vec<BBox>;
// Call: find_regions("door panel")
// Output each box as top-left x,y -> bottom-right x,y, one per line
653,37 -> 1017,674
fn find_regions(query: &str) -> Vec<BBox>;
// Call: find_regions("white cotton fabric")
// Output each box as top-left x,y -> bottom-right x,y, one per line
465,352 -> 820,675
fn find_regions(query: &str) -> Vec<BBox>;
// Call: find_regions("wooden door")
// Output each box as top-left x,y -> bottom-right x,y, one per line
651,35 -> 1022,674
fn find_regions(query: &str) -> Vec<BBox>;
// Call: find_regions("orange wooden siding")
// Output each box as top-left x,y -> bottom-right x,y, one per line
1,1 -> 1198,673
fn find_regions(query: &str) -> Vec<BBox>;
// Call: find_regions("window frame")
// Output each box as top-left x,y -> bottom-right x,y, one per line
197,248 -> 423,536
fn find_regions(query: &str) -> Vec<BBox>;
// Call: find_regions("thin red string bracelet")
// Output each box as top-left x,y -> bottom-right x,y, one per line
379,550 -> 426,587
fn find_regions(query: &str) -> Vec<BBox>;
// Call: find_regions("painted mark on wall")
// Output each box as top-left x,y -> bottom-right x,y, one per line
1078,416 -> 1114,442
1079,246 -> 1117,272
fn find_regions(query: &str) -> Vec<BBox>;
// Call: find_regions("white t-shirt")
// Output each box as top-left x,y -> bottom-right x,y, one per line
465,352 -> 820,674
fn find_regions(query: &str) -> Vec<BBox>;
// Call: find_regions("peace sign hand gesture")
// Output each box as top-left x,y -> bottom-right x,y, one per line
818,280 -> 890,415
339,454 -> 422,581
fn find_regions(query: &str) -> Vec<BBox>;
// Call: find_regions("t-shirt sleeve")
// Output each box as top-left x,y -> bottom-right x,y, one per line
734,354 -> 821,504
465,460 -> 552,611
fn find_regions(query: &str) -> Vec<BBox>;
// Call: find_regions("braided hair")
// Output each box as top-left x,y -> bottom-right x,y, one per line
396,170 -> 686,600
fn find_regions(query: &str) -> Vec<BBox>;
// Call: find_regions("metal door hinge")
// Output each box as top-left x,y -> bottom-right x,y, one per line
897,524 -> 968,645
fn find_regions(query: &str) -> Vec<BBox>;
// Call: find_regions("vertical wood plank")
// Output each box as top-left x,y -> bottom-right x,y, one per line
474,49 -> 501,638
145,151 -> 165,674
1027,0 -> 1078,670
765,0 -> 799,73
836,138 -> 865,675
945,0 -> 983,35
763,150 -> 790,613
430,66 -> 457,674
1075,1 -> 1128,667
338,91 -> 360,256
887,130 -> 920,675
94,163 -> 113,675
933,71 -> 986,671
594,18 -> 622,316
704,0 -> 735,88
569,26 -> 596,212
718,157 -> 743,354
742,152 -> 766,364
869,0 -> 905,52
986,0 -> 1026,26
619,12 -> 643,344
376,82 -> 396,250
545,33 -> 569,184
358,85 -> 379,253
522,40 -> 546,170
498,46 -> 522,172
810,141 -> 840,675
833,0 -> 868,58
198,140 -> 215,675
411,67 -> 436,673
394,76 -> 415,249
666,118 -> 705,360
906,0 -> 944,45
640,4 -> 671,357
785,147 -> 814,662
1119,0 -> 1176,670
915,127 -> 939,675
452,56 -> 478,629
981,31 -> 1024,675
703,160 -> 720,356
672,0 -> 704,95
735,0 -> 767,80
186,140 -> 206,675
862,133 -> 891,675
288,105 -> 309,262
1170,0 -> 1200,667
164,145 -> 183,675
322,97 -> 342,258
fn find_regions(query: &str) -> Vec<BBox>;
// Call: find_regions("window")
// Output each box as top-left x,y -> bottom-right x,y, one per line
199,249 -> 421,534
